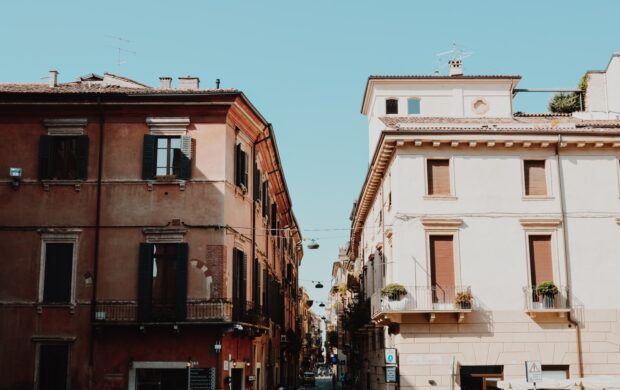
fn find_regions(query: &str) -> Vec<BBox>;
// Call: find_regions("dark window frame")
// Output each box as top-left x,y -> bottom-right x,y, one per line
41,242 -> 75,304
155,136 -> 182,177
39,135 -> 89,181
386,98 -> 399,115
36,343 -> 70,390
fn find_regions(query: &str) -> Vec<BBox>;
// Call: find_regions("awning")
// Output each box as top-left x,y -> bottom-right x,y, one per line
497,377 -> 620,390
578,376 -> 620,389
497,379 -> 577,390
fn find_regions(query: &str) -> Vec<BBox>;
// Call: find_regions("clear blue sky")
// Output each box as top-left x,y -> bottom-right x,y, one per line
3,0 -> 619,319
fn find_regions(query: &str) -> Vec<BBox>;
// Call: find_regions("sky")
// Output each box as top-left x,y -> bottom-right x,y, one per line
3,0 -> 619,320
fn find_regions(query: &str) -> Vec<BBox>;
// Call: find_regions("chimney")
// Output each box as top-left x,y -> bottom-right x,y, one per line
449,60 -> 463,77
49,70 -> 58,87
159,76 -> 172,89
178,76 -> 200,90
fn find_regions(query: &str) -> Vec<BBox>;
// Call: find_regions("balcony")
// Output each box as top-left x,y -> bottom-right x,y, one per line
523,286 -> 570,318
94,299 -> 267,326
370,286 -> 472,323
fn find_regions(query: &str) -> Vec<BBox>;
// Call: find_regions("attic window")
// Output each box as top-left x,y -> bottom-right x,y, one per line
408,98 -> 421,115
386,99 -> 398,115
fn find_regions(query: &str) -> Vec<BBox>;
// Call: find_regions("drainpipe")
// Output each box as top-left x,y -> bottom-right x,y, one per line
89,94 -> 105,374
555,135 -> 584,378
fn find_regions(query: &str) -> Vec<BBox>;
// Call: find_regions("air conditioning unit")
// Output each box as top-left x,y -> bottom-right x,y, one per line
280,335 -> 288,343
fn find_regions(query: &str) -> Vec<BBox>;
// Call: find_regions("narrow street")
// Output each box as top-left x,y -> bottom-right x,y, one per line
300,376 -> 341,390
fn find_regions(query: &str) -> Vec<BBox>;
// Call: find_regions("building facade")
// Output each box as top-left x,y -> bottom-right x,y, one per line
350,56 -> 620,390
0,72 -> 302,390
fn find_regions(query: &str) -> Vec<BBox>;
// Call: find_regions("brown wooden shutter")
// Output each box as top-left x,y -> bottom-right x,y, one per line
524,160 -> 547,196
430,235 -> 455,302
529,235 -> 553,286
427,159 -> 450,195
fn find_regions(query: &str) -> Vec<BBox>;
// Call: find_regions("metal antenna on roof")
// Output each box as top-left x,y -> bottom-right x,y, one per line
434,42 -> 473,75
105,35 -> 136,67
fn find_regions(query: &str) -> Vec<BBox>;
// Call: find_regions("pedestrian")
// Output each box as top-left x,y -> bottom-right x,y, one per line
331,373 -> 337,389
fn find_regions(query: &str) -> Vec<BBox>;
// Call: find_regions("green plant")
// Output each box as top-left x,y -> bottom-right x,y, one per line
380,283 -> 407,300
338,283 -> 348,297
454,290 -> 473,305
536,281 -> 559,297
548,72 -> 588,113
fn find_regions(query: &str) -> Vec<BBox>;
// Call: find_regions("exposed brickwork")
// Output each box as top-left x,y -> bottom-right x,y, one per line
205,245 -> 226,299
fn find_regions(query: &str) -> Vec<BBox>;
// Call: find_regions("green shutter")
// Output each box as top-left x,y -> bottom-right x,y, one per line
38,135 -> 54,180
142,135 -> 156,180
178,135 -> 192,180
138,243 -> 154,322
253,163 -> 260,201
242,150 -> 248,188
175,243 -> 188,321
234,144 -> 241,186
76,135 -> 89,180
241,252 -> 247,307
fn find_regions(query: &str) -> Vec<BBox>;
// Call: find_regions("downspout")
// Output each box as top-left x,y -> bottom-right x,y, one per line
555,135 -> 584,378
89,95 -> 105,372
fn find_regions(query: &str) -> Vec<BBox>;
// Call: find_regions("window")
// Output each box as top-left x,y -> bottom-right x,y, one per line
142,135 -> 191,180
429,235 -> 455,304
408,98 -> 421,114
138,243 -> 188,322
235,143 -> 248,190
253,161 -> 262,202
42,243 -> 74,304
460,366 -> 503,390
427,159 -> 451,196
37,344 -> 69,390
232,248 -> 247,321
155,137 -> 182,176
262,181 -> 270,218
524,160 -> 547,196
39,135 -> 88,180
542,365 -> 569,380
528,235 -> 553,288
385,98 -> 398,115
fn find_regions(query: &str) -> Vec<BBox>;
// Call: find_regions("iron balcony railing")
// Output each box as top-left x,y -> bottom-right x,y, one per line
370,285 -> 472,318
94,299 -> 267,324
523,285 -> 569,311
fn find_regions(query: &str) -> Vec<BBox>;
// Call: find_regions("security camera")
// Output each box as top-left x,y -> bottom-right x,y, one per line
233,324 -> 243,331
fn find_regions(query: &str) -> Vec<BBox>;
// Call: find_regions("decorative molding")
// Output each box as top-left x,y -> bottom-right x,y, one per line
519,218 -> 562,229
143,227 -> 187,243
145,117 -> 190,136
420,218 -> 463,229
31,335 -> 77,342
44,118 -> 88,136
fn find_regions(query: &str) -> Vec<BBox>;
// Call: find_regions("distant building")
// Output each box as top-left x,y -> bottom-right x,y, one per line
350,55 -> 620,389
0,72 -> 302,390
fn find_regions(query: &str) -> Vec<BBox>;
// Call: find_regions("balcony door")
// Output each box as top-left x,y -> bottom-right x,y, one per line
528,235 -> 553,304
429,235 -> 455,305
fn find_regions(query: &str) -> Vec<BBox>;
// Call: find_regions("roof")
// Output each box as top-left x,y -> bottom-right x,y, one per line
361,74 -> 521,114
0,83 -> 238,94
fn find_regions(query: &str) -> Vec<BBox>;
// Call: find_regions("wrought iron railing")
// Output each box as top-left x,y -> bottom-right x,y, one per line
370,285 -> 472,318
523,285 -> 569,311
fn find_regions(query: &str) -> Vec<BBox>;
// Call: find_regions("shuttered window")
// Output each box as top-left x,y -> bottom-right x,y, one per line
430,235 -> 455,303
137,243 -> 188,322
39,135 -> 88,180
142,135 -> 191,180
271,203 -> 277,235
235,144 -> 248,189
386,99 -> 398,115
253,161 -> 262,202
427,159 -> 451,195
528,235 -> 553,287
42,243 -> 73,303
232,248 -> 247,321
262,181 -> 269,217
524,160 -> 547,196
37,344 -> 69,390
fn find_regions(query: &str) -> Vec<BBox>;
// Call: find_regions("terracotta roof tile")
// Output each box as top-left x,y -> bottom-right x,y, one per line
0,83 -> 239,94
368,75 -> 522,80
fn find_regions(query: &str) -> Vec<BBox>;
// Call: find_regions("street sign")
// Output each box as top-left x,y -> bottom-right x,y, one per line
525,360 -> 542,383
385,366 -> 398,383
385,348 -> 397,365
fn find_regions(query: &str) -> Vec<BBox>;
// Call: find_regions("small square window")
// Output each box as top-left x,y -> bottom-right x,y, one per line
386,99 -> 398,115
408,99 -> 420,115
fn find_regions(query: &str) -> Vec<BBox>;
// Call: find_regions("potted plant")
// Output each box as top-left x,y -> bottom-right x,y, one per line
454,290 -> 473,309
536,281 -> 559,309
381,284 -> 408,301
380,284 -> 408,311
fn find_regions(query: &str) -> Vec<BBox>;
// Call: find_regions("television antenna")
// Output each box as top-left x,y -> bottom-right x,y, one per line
434,42 -> 473,75
105,35 -> 136,67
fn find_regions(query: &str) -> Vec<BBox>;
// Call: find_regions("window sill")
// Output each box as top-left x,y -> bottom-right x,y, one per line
522,196 -> 554,201
36,303 -> 76,314
40,180 -> 84,192
146,179 -> 187,191
423,195 -> 457,201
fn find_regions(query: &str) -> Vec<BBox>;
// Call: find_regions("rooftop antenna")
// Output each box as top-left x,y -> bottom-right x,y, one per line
105,35 -> 136,67
434,42 -> 473,75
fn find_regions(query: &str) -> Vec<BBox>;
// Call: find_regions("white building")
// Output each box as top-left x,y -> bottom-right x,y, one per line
351,56 -> 620,390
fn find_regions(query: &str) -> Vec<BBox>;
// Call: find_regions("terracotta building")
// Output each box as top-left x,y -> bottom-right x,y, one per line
0,72 -> 302,390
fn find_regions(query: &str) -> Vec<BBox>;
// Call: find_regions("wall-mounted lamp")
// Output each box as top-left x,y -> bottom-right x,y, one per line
9,167 -> 22,190
232,360 -> 237,368
214,340 -> 222,354
319,302 -> 325,307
